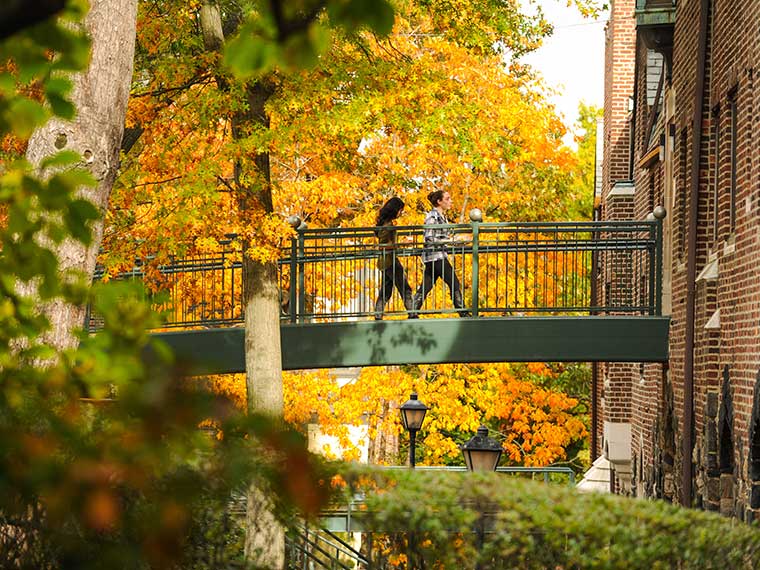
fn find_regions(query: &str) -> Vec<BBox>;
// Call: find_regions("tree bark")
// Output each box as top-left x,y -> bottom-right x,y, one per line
199,2 -> 225,51
22,0 -> 138,351
199,4 -> 286,566
241,257 -> 285,568
236,78 -> 286,570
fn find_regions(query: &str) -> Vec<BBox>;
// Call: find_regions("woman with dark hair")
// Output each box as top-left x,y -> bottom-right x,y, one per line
412,190 -> 469,317
374,196 -> 416,320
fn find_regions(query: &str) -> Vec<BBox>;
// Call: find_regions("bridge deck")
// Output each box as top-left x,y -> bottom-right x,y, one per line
152,315 -> 669,374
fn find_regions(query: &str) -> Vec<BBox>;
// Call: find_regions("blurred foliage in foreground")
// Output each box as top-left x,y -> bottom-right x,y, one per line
0,4 -> 337,568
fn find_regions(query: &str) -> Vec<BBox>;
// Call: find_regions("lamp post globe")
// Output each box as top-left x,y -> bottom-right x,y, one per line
399,393 -> 428,468
462,425 -> 503,472
400,392 -> 428,432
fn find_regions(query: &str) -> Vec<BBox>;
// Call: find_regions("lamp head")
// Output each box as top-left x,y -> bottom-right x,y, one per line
399,392 -> 429,432
462,425 -> 503,472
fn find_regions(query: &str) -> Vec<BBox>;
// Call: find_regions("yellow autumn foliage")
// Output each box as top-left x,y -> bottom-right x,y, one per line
202,362 -> 586,468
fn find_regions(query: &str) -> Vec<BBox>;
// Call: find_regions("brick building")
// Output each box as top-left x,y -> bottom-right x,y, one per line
596,0 -> 760,519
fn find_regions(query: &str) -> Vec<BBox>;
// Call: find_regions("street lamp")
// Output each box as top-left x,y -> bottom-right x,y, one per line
462,426 -> 503,472
399,393 -> 428,468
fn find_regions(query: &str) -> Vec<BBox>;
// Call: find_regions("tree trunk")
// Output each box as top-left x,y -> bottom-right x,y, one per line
236,79 -> 286,570
200,5 -> 285,565
23,0 -> 138,351
241,258 -> 284,568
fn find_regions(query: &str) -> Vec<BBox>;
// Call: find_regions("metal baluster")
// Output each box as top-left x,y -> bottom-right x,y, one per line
290,235 -> 297,323
297,229 -> 305,323
553,230 -> 559,311
471,216 -> 480,318
654,208 -> 664,315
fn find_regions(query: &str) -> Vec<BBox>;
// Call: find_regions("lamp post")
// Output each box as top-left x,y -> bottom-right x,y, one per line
461,426 -> 503,472
399,393 -> 428,468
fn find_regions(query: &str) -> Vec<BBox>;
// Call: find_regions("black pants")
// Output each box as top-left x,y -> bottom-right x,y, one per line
413,257 -> 465,311
375,258 -> 414,314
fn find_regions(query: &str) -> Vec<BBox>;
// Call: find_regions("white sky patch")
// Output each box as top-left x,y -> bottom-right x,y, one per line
518,0 -> 609,145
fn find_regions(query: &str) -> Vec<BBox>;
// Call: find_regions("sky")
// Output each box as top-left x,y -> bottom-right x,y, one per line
518,1 -> 609,137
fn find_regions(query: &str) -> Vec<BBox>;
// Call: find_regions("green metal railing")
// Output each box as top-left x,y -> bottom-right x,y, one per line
286,525 -> 369,570
90,219 -> 663,330
305,466 -> 577,534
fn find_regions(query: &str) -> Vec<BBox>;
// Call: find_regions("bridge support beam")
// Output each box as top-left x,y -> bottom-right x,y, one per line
150,316 -> 669,375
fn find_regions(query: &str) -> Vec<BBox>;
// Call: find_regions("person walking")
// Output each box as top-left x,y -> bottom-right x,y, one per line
412,190 -> 470,317
374,197 -> 417,320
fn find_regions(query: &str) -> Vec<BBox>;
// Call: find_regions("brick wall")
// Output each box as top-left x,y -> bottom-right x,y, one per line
598,0 -> 638,492
602,0 -> 637,199
602,0 -> 760,517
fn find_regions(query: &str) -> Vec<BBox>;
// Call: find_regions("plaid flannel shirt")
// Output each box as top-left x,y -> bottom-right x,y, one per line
422,209 -> 453,263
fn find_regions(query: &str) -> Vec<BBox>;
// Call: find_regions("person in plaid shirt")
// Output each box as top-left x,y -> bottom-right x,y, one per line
412,190 -> 470,317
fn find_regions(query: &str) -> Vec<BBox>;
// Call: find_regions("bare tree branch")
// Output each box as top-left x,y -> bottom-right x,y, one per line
132,73 -> 214,98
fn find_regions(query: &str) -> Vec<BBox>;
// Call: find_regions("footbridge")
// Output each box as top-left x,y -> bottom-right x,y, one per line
92,217 -> 669,373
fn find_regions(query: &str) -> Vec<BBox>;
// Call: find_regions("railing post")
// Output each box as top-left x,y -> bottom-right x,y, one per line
289,237 -> 298,324
286,216 -> 302,324
297,227 -> 306,324
469,209 -> 482,318
647,215 -> 656,316
653,206 -> 666,316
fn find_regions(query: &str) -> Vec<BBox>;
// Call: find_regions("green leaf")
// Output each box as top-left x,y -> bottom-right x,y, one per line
54,33 -> 91,71
6,98 -> 49,138
10,49 -> 50,83
40,150 -> 82,170
224,34 -> 281,78
43,169 -> 96,209
45,222 -> 67,244
47,91 -> 76,120
24,345 -> 57,362
148,338 -> 175,366
281,29 -> 322,70
64,198 -> 100,245
44,76 -> 74,98
0,73 -> 15,96
37,249 -> 61,298
328,0 -> 395,36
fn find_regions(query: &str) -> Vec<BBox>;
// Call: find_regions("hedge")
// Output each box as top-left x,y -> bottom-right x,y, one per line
337,469 -> 760,570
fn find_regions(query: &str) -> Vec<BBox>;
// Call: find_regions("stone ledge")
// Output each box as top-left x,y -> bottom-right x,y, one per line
608,180 -> 636,198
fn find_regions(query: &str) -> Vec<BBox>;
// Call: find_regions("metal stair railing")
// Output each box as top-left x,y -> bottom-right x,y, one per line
286,524 -> 369,570
318,528 -> 369,566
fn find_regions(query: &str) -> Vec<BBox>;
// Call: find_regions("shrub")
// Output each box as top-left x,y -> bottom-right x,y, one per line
340,469 -> 760,570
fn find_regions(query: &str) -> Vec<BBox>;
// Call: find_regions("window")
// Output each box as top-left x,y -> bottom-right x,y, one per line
678,128 -> 688,257
711,107 -> 720,243
728,93 -> 738,233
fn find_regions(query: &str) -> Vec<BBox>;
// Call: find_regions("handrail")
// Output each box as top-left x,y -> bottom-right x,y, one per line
292,524 -> 369,569
317,465 -> 577,534
89,220 -> 662,330
358,464 -> 575,484
300,525 -> 361,557
286,534 -> 353,570
319,527 -> 369,563
286,531 -> 354,570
